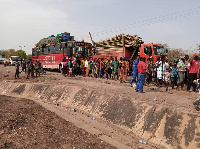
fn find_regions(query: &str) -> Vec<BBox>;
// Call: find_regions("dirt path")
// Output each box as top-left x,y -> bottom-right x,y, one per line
0,95 -> 117,149
1,65 -> 200,148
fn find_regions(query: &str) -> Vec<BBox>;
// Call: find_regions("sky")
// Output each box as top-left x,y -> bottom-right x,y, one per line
0,0 -> 200,54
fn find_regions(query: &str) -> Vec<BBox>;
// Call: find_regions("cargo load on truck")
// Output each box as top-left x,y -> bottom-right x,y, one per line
93,34 -> 167,63
32,32 -> 92,70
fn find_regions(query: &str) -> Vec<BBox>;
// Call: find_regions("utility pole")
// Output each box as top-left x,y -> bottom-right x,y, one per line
122,34 -> 125,57
89,32 -> 96,55
19,46 -> 25,50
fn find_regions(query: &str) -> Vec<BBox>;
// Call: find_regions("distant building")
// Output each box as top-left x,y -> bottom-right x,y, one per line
0,52 -> 6,64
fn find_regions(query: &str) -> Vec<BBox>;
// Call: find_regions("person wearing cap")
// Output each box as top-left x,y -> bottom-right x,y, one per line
130,56 -> 140,87
187,53 -> 200,91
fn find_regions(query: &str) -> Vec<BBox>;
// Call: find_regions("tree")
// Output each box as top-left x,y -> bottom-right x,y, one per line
8,49 -> 15,56
14,49 -> 27,60
0,49 -> 15,58
26,54 -> 32,60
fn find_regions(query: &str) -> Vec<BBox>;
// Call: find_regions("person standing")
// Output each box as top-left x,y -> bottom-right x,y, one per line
73,58 -> 77,76
184,55 -> 190,85
118,57 -> 123,80
146,57 -> 154,86
81,58 -> 85,76
177,57 -> 187,90
171,64 -> 178,89
135,57 -> 147,93
26,62 -> 31,79
110,58 -> 114,79
91,59 -> 96,77
63,59 -> 67,77
112,57 -> 118,80
76,58 -> 81,75
121,57 -> 126,82
130,56 -> 139,87
165,58 -> 170,70
15,62 -> 20,79
89,60 -> 92,77
156,57 -> 166,88
125,59 -> 129,79
85,58 -> 89,76
187,53 -> 200,91
99,58 -> 105,78
22,60 -> 26,73
95,59 -> 100,78
3,59 -> 7,67
68,59 -> 73,76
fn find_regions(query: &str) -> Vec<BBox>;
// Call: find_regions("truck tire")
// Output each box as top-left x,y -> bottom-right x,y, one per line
59,65 -> 62,73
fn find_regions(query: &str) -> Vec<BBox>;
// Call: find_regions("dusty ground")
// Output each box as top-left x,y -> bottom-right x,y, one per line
0,65 -> 200,149
0,95 -> 116,149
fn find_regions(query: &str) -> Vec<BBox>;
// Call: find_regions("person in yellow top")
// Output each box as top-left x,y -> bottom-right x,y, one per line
118,57 -> 122,65
118,57 -> 123,81
121,57 -> 127,82
81,59 -> 85,76
125,59 -> 129,80
125,59 -> 129,71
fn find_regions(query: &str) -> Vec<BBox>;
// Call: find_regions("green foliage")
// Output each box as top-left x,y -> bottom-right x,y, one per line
14,49 -> 27,60
26,54 -> 32,60
0,49 -> 16,58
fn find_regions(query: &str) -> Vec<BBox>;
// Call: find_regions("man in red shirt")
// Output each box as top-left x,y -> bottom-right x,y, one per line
135,57 -> 147,93
99,58 -> 105,78
187,53 -> 200,91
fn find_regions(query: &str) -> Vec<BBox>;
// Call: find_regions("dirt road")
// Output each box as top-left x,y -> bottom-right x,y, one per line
1,65 -> 200,149
0,95 -> 117,149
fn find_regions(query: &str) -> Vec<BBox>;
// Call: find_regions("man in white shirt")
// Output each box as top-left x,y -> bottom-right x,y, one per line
85,58 -> 89,76
177,57 -> 187,90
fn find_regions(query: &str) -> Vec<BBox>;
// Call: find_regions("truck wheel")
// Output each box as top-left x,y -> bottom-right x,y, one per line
43,70 -> 46,75
59,65 -> 62,73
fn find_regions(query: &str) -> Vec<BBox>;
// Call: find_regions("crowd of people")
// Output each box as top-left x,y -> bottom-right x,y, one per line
13,60 -> 44,79
60,56 -> 130,82
60,53 -> 199,93
131,54 -> 198,93
7,53 -> 199,94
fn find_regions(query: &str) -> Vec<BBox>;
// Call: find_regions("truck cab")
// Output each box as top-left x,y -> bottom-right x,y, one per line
139,43 -> 167,63
9,56 -> 20,65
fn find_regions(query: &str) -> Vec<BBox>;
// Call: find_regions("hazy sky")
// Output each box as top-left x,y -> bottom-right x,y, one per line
0,0 -> 200,54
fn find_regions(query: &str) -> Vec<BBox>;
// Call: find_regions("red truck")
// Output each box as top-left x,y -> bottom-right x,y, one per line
93,43 -> 167,63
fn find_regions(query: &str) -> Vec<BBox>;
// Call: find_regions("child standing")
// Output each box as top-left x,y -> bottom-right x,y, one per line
165,68 -> 171,91
89,61 -> 92,77
171,64 -> 178,89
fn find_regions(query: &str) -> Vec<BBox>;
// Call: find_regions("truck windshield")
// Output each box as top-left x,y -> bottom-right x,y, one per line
153,45 -> 167,56
73,46 -> 92,57
11,57 -> 19,61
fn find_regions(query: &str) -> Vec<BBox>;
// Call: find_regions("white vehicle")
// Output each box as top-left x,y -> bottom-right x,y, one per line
9,56 -> 19,65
